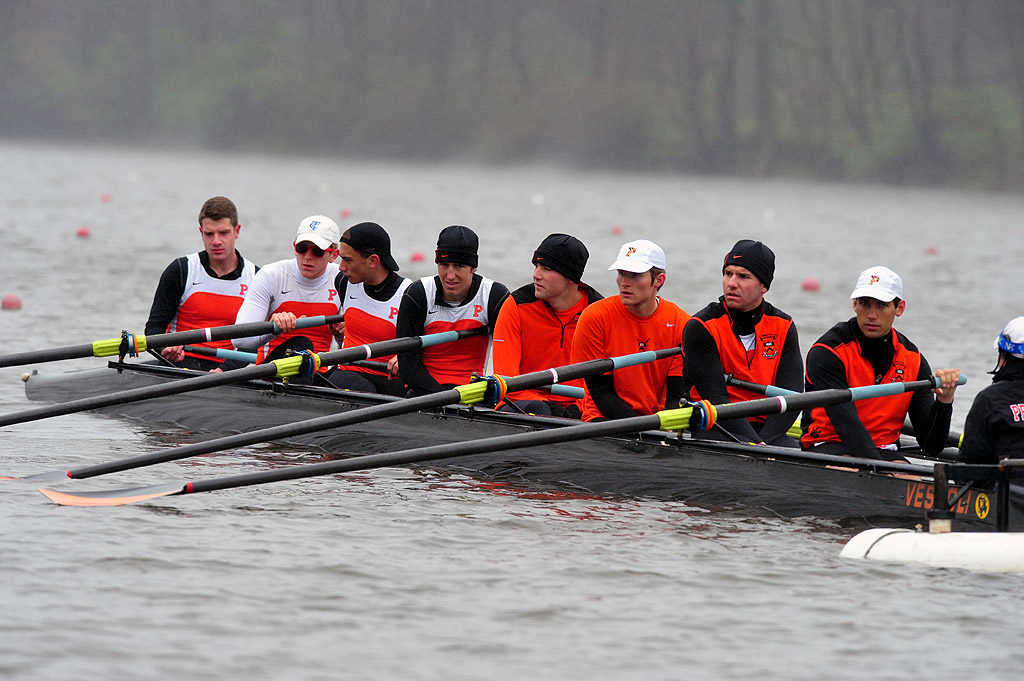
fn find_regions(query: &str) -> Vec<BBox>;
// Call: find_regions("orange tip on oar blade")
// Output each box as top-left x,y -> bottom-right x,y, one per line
38,482 -> 184,507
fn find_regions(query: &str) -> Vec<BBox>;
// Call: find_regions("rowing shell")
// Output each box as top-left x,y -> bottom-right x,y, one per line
20,361 -> 1020,528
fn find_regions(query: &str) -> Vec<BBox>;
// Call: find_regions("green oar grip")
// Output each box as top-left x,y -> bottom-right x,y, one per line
657,407 -> 693,431
271,355 -> 306,378
455,381 -> 488,405
91,334 -> 148,358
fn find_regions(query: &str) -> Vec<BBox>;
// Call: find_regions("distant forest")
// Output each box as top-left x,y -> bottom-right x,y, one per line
3,0 -> 1023,191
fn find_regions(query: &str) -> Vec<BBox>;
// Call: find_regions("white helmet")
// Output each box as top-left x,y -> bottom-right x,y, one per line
994,317 -> 1024,359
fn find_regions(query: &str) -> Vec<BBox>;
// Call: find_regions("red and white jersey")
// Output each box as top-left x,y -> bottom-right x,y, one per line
419,275 -> 495,385
169,252 -> 256,356
233,258 -> 342,358
341,277 -> 412,372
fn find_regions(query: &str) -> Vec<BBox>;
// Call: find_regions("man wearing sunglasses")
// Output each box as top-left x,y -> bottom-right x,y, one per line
395,225 -> 510,396
233,215 -> 344,368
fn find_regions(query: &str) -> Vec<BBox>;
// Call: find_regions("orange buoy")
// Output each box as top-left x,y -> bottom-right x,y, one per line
410,251 -> 425,263
2,294 -> 22,310
339,208 -> 352,218
801,277 -> 821,292
925,246 -> 938,255
100,193 -> 113,203
611,226 -> 623,235
76,226 -> 91,238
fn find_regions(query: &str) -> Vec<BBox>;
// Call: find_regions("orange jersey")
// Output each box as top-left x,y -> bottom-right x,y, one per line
571,296 -> 688,421
492,283 -> 602,406
802,324 -> 922,449
687,300 -> 796,423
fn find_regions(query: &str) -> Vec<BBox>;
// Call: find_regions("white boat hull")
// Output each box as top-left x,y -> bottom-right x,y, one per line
841,527 -> 1024,573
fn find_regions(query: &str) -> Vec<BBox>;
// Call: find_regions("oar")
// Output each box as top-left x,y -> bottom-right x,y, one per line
724,375 -> 966,446
0,315 -> 342,368
185,349 -> 404,378
37,375 -> 952,507
16,348 -> 680,485
0,328 -> 484,430
183,345 -> 258,364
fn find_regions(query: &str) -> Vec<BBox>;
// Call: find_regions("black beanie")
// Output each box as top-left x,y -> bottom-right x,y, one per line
532,233 -> 588,284
723,239 -> 775,289
435,225 -> 479,267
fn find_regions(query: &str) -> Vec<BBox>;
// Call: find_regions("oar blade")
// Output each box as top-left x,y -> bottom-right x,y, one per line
0,470 -> 70,484
39,481 -> 185,507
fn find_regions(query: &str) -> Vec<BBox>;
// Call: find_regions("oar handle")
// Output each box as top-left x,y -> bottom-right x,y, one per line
183,346 -> 259,364
725,374 -> 965,398
315,326 -> 487,369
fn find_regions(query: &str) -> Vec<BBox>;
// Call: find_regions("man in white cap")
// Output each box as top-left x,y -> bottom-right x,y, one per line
233,215 -> 344,366
801,265 -> 961,461
959,317 -> 1024,466
571,239 -> 689,421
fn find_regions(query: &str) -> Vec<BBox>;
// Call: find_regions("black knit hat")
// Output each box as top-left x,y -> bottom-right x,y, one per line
532,233 -> 588,283
341,222 -> 400,272
723,239 -> 775,289
435,225 -> 479,267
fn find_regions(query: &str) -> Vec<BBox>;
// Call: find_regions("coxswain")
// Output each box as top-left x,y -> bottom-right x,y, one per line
492,233 -> 603,418
683,240 -> 801,445
233,215 -> 344,377
801,265 -> 960,461
959,317 -> 1024,466
571,239 -> 689,421
395,225 -> 510,395
145,196 -> 257,371
328,222 -> 411,395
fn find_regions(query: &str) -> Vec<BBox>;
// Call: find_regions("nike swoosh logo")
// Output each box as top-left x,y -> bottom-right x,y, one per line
732,254 -> 742,258
349,296 -> 358,300
666,323 -> 675,327
281,289 -> 292,294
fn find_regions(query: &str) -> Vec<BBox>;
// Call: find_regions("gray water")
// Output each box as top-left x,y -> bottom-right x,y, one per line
1,140 -> 1023,680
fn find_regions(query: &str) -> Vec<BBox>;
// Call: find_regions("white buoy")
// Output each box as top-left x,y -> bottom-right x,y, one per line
841,528 -> 1024,573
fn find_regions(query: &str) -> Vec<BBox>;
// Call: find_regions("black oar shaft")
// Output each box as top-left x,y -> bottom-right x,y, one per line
65,347 -> 680,479
709,379 -> 940,422
186,414 -> 664,494
0,316 -> 343,368
2,328 -> 486,430
0,364 -> 277,427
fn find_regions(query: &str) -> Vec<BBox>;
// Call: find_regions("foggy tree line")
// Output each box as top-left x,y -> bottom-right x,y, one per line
2,0 -> 1023,190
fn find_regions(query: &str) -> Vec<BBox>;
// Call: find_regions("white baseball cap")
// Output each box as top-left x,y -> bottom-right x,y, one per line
850,265 -> 903,302
295,215 -> 341,250
608,239 -> 667,273
995,317 -> 1024,359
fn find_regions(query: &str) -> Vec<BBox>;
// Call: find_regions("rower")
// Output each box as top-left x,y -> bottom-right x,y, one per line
801,265 -> 960,461
327,222 -> 411,395
395,225 -> 510,396
144,196 -> 257,371
959,317 -> 1024,466
683,240 -> 802,446
492,233 -> 603,418
233,215 -> 344,378
570,239 -> 689,421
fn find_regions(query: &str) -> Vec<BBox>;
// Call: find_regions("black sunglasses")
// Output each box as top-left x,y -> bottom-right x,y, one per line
294,241 -> 335,258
